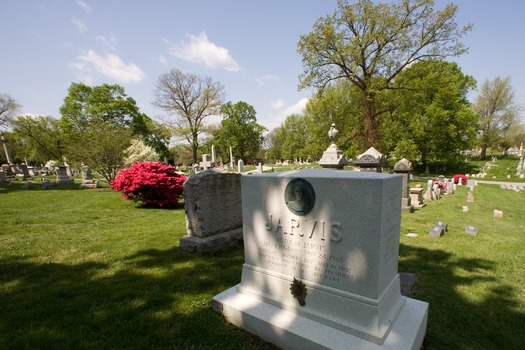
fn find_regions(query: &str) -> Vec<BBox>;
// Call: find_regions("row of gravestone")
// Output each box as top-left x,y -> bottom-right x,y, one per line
0,166 -> 98,189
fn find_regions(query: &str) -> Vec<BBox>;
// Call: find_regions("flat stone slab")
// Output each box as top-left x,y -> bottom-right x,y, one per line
213,286 -> 428,350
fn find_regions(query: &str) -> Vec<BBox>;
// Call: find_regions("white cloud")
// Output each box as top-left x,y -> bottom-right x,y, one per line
265,98 -> 309,130
256,74 -> 279,86
158,54 -> 167,65
96,34 -> 117,50
76,0 -> 92,14
72,19 -> 88,34
271,99 -> 285,109
169,31 -> 241,72
284,98 -> 309,115
73,50 -> 145,83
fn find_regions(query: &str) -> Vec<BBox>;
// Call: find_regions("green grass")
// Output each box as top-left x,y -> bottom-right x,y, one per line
399,183 -> 525,349
0,182 -> 274,350
1,175 -> 525,349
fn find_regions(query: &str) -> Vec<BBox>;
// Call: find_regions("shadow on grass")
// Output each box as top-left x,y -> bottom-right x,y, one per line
399,243 -> 525,349
0,248 -> 275,350
2,241 -> 523,349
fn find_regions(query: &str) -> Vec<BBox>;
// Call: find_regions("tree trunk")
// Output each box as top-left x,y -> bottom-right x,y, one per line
363,94 -> 377,149
480,145 -> 487,160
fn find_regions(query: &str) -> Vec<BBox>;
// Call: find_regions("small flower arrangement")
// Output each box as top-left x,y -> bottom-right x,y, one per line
453,174 -> 468,185
111,162 -> 186,207
433,181 -> 447,190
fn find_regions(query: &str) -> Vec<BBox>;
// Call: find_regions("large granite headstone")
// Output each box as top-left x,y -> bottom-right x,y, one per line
180,169 -> 243,255
213,169 -> 428,349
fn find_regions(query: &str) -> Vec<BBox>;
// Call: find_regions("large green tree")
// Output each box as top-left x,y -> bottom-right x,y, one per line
473,77 -> 521,159
274,114 -> 310,162
153,69 -> 226,164
303,80 -> 365,159
11,115 -> 64,163
383,60 -> 477,166
298,0 -> 471,150
59,82 -> 165,181
213,101 -> 266,163
0,93 -> 21,130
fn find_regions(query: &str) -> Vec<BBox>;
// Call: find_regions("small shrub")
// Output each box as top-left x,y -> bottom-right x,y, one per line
111,162 -> 186,207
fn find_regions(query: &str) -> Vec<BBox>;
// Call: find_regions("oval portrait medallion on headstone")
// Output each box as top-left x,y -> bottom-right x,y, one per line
285,178 -> 315,216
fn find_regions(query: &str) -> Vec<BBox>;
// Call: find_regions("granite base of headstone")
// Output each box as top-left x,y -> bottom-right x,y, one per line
180,169 -> 243,255
0,170 -> 7,184
212,169 -> 428,350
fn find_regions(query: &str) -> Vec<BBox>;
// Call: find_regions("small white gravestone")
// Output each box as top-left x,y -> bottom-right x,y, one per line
493,210 -> 503,218
237,159 -> 244,173
212,169 -> 428,350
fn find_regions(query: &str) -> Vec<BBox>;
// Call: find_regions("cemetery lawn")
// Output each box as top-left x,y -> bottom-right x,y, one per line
399,182 -> 525,349
1,179 -> 524,349
0,183 -> 274,350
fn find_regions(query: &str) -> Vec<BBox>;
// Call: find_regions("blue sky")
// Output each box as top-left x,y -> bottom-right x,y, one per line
1,0 -> 524,132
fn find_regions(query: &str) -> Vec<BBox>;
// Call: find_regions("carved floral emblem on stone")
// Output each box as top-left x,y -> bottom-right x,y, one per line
290,278 -> 307,306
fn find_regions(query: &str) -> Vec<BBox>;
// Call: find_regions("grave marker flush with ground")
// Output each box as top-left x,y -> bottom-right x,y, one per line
213,169 -> 428,350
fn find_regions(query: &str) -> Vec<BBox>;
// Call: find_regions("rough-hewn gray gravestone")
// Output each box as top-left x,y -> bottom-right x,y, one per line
180,169 -> 243,255
212,169 -> 428,350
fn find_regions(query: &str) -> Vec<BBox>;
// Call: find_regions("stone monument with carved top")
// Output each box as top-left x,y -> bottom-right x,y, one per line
318,123 -> 348,169
212,169 -> 428,350
355,147 -> 386,172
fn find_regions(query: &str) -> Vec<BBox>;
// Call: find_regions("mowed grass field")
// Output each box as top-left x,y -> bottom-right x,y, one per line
1,162 -> 524,349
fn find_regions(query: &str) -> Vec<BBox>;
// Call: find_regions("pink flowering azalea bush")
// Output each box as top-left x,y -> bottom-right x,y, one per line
453,174 -> 468,185
111,162 -> 186,207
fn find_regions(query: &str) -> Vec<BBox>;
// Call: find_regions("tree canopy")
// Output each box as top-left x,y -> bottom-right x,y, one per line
0,93 -> 21,130
383,60 -> 478,166
298,0 -> 472,150
473,77 -> 521,159
11,115 -> 64,163
213,101 -> 265,163
59,82 -> 164,181
153,69 -> 226,164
